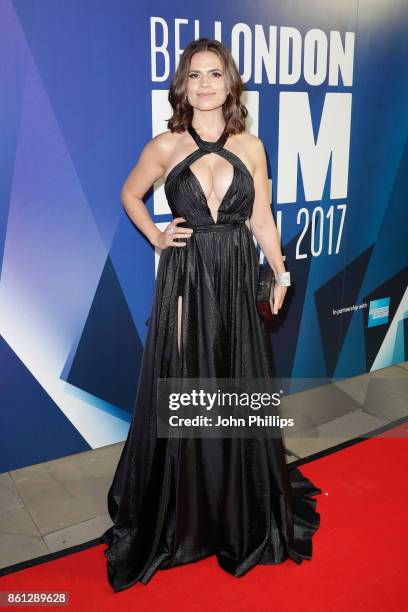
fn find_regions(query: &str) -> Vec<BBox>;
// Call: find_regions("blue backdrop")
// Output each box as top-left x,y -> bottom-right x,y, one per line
1,0 -> 407,471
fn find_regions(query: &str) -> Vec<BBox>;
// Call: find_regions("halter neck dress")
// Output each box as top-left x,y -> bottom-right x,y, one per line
101,125 -> 322,591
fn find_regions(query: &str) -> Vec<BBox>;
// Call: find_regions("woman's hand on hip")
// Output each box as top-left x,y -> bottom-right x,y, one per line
152,218 -> 193,249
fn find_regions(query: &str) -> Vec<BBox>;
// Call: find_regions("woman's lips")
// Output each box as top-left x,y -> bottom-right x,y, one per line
197,92 -> 215,97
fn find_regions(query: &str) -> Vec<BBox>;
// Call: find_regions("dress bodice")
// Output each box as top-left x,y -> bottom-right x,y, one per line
164,125 -> 255,229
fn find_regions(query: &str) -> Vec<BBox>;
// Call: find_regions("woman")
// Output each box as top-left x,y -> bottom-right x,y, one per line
101,37 -> 321,592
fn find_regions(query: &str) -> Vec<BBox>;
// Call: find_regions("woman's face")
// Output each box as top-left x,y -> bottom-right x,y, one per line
186,51 -> 228,111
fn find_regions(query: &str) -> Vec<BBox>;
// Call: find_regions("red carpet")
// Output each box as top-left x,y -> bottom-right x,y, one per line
1,425 -> 407,611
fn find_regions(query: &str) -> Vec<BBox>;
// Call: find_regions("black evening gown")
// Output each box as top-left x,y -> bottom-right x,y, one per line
101,125 -> 322,592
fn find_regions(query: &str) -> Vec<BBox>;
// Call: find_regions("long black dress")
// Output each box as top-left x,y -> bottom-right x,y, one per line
101,125 -> 322,592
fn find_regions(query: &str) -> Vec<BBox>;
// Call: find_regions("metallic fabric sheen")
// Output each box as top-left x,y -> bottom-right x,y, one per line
101,125 -> 321,592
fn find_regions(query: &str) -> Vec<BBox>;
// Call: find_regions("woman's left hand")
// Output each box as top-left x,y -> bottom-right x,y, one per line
270,283 -> 287,315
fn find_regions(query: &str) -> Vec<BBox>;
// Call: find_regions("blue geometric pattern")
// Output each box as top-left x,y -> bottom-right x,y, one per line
0,0 -> 407,471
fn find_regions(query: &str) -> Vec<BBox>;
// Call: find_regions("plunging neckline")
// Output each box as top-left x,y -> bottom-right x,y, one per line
164,125 -> 255,226
186,125 -> 234,224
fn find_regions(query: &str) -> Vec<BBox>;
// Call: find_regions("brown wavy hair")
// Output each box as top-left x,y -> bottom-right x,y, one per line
167,38 -> 248,135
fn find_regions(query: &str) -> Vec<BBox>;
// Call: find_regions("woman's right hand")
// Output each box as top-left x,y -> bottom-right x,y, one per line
152,217 -> 193,249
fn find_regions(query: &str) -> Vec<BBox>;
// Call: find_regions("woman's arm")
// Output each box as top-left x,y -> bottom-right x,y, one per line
120,133 -> 193,249
248,137 -> 288,314
120,135 -> 169,246
248,137 -> 286,277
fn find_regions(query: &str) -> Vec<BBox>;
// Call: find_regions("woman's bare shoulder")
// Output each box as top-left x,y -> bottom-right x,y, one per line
239,132 -> 265,151
140,130 -> 184,169
148,129 -> 185,154
241,133 -> 267,169
229,132 -> 265,175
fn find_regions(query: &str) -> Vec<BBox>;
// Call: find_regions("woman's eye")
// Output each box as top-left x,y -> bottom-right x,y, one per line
188,72 -> 222,78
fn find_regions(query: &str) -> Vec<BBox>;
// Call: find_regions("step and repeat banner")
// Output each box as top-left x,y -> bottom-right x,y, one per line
1,0 -> 407,471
